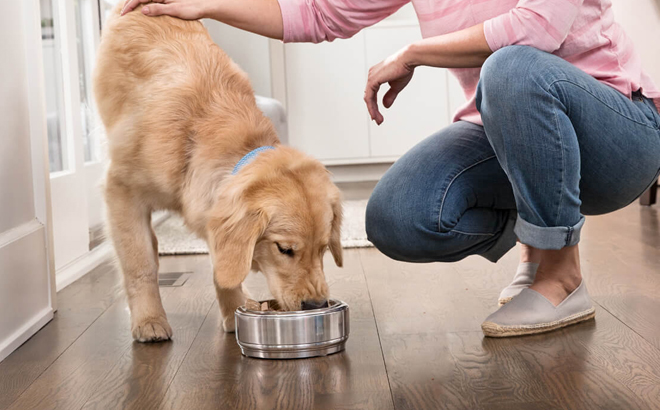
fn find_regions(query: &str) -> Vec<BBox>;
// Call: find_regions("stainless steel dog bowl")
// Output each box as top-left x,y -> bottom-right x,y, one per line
235,299 -> 349,359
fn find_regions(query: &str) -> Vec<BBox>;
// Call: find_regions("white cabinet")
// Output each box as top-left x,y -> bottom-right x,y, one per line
283,33 -> 371,161
270,7 -> 465,165
364,27 -> 450,158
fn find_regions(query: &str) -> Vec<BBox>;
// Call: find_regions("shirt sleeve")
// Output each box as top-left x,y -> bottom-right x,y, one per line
278,0 -> 410,43
483,0 -> 584,53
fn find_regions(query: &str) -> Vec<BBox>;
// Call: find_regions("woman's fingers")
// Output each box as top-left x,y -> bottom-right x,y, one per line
122,0 -> 203,19
382,87 -> 400,109
142,2 -> 177,16
383,73 -> 413,108
364,80 -> 384,125
121,0 -> 159,15
364,63 -> 385,124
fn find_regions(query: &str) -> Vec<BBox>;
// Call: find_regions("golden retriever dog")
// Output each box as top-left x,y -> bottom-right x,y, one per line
94,4 -> 342,342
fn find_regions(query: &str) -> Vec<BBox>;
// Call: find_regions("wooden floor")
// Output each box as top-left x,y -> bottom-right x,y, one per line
1,203 -> 660,410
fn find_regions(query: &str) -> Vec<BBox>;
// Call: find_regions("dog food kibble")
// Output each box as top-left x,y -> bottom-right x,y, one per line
245,299 -> 261,311
244,299 -> 283,312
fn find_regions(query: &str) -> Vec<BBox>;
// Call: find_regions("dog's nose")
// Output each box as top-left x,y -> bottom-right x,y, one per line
300,300 -> 329,310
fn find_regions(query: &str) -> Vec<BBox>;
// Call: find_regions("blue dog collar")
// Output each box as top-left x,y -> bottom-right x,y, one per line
232,146 -> 276,175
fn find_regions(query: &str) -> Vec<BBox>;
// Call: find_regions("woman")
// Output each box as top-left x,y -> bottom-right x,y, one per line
121,0 -> 660,337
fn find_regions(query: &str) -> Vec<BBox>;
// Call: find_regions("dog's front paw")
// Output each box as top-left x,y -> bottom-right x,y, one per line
222,312 -> 236,333
131,317 -> 173,342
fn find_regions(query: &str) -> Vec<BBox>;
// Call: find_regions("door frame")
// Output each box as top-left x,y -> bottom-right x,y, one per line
25,0 -> 57,310
0,0 -> 58,363
44,0 -> 114,290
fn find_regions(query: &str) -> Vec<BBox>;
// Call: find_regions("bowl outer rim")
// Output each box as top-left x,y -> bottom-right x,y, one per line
235,298 -> 349,318
236,335 -> 350,351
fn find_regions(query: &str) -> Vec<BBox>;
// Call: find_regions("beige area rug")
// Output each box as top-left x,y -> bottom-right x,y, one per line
155,200 -> 372,255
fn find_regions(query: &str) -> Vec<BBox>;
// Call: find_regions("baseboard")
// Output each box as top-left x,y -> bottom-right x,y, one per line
56,241 -> 113,292
0,307 -> 53,363
326,162 -> 393,183
335,181 -> 377,201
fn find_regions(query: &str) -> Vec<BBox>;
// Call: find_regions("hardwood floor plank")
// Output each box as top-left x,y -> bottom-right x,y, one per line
80,256 -> 217,410
4,268 -> 178,410
560,305 -> 660,408
3,202 -> 658,410
358,249 -> 477,335
5,296 -> 136,410
0,262 -> 124,410
578,205 -> 660,349
376,303 -> 657,410
158,251 -> 394,410
159,308 -> 393,410
360,231 -> 660,410
462,312 -> 653,410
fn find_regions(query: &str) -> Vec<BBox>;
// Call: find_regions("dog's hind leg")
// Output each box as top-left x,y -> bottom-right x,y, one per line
105,175 -> 172,342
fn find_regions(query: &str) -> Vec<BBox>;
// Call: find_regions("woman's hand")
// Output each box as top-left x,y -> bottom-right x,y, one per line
364,23 -> 491,125
364,46 -> 415,125
121,0 -> 209,18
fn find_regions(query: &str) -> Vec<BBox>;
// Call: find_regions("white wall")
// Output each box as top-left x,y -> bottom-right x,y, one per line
204,21 -> 272,97
611,0 -> 660,84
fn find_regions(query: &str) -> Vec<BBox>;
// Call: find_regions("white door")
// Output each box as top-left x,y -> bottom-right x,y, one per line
41,0 -> 108,289
0,0 -> 57,362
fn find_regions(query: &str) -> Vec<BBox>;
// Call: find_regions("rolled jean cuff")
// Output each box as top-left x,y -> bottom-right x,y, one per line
514,215 -> 585,250
480,210 -> 518,263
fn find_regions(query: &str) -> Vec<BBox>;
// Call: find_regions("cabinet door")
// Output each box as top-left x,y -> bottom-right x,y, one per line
284,34 -> 370,161
365,27 -> 450,158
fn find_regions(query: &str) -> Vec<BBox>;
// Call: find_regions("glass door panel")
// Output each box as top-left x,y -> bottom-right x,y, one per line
40,0 -> 69,173
74,0 -> 99,163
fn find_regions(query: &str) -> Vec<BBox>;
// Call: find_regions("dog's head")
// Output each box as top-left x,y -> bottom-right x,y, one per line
207,146 -> 342,311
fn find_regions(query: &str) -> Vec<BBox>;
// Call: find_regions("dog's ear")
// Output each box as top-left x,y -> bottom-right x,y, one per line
328,192 -> 343,267
207,193 -> 269,290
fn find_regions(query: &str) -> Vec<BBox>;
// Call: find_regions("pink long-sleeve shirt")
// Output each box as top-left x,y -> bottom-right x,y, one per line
278,0 -> 660,125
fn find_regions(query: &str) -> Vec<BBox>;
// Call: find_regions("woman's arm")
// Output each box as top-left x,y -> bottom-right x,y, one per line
484,0 -> 584,53
405,22 -> 492,69
366,0 -> 584,124
364,23 -> 491,124
121,0 -> 285,39
121,0 -> 409,43
279,0 -> 408,43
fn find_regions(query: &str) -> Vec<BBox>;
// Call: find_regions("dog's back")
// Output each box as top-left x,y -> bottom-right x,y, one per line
94,5 -> 276,207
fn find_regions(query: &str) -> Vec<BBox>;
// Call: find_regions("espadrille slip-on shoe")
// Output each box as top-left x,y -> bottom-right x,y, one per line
498,262 -> 539,306
482,280 -> 595,337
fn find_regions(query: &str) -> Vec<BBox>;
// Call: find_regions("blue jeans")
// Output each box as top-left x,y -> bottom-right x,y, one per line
366,46 -> 660,263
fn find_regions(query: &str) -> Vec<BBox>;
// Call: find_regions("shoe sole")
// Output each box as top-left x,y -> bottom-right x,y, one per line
481,307 -> 596,337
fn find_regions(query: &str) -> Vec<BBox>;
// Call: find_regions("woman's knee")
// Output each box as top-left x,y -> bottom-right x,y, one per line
365,122 -> 502,263
365,183 -> 419,261
365,177 -> 476,263
477,46 -> 552,114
